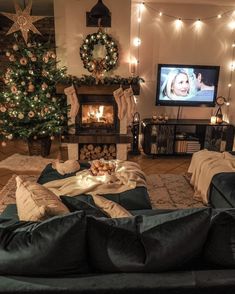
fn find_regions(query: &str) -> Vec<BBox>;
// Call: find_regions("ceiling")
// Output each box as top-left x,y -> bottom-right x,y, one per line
0,0 -> 54,15
0,0 -> 234,16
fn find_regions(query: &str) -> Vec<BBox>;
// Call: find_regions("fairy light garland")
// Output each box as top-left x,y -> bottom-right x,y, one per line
133,2 -> 235,110
142,2 -> 234,22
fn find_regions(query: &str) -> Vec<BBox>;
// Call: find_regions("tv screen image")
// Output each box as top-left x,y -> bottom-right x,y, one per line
156,64 -> 220,107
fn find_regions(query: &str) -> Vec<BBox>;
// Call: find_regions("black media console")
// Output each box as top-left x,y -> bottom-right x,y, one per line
141,119 -> 234,156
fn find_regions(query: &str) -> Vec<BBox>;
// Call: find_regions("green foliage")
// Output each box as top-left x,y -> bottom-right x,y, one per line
80,31 -> 118,73
63,74 -> 145,87
0,38 -> 68,142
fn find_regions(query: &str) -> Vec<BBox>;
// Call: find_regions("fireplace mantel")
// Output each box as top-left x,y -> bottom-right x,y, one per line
56,83 -> 140,95
58,80 -> 137,161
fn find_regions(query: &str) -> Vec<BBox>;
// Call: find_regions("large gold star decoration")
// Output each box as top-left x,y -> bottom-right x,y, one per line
1,0 -> 46,43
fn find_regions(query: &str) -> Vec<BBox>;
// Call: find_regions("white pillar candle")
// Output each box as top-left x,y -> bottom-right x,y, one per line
210,116 -> 217,124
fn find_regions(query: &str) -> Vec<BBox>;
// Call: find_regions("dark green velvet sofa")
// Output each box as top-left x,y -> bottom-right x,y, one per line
1,205 -> 235,293
209,172 -> 235,208
1,164 -> 235,293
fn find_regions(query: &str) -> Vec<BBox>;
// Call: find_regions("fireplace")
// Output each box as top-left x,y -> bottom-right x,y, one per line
57,83 -> 140,161
76,94 -> 119,134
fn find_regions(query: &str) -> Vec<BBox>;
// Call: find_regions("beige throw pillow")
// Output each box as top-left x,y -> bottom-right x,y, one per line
92,195 -> 132,218
15,176 -> 69,221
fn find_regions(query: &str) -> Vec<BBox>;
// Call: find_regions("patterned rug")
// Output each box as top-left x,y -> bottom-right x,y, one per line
147,174 -> 205,209
0,173 -> 205,213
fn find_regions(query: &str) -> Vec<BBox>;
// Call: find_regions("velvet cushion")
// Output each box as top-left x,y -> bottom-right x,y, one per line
92,195 -> 133,218
60,196 -> 107,217
0,211 -> 88,276
204,210 -> 235,267
16,176 -> 69,221
87,208 -> 211,272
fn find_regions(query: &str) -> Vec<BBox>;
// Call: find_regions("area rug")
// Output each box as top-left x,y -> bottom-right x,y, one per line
0,153 -> 55,172
147,174 -> 205,209
0,173 -> 205,213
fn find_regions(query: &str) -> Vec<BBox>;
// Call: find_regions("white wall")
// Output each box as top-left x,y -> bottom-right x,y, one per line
54,0 -> 131,77
54,0 -> 235,124
131,2 -> 235,123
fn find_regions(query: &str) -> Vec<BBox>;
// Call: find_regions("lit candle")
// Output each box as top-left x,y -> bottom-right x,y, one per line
130,62 -> 136,75
210,116 -> 217,124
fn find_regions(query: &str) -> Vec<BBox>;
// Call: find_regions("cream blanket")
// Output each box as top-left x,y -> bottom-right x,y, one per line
188,149 -> 235,204
44,160 -> 147,197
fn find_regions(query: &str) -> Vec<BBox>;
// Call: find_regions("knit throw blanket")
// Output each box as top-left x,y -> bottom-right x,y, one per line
44,160 -> 147,197
188,149 -> 235,204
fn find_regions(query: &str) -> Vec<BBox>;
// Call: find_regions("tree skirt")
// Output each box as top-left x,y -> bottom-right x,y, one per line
0,173 -> 205,213
0,153 -> 55,172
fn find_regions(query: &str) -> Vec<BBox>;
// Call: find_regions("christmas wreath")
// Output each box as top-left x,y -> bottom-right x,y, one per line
80,31 -> 118,76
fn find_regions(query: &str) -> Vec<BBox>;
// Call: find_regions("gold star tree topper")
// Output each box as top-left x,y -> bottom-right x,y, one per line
1,0 -> 46,43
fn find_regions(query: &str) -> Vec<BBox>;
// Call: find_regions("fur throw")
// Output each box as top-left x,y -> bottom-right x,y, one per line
52,160 -> 80,175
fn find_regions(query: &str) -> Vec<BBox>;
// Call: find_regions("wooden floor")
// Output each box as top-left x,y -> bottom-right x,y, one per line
0,140 -> 191,189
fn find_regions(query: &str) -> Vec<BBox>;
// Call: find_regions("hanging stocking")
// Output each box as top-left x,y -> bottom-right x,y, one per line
113,87 -> 126,120
124,87 -> 136,126
64,84 -> 79,120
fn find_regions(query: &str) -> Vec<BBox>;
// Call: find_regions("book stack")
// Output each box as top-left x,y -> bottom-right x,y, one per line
175,140 -> 187,153
186,141 -> 201,154
175,140 -> 201,154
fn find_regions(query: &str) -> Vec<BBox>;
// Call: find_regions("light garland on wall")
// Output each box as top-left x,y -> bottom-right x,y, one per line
131,1 -> 235,115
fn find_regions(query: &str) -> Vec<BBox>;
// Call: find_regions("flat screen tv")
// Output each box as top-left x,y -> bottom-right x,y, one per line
156,64 -> 220,107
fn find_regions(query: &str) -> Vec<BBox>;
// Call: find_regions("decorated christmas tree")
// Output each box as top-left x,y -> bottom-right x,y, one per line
0,35 -> 68,148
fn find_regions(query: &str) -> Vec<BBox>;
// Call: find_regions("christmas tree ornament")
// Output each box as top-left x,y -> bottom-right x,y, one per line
42,70 -> 48,76
9,55 -> 15,62
50,136 -> 54,141
7,134 -> 13,140
11,85 -> 18,93
31,56 -> 37,62
0,106 -> 7,113
28,111 -> 35,118
1,0 -> 46,43
6,51 -> 11,57
46,93 -> 51,98
20,57 -> 28,65
43,55 -> 49,63
21,81 -> 26,86
27,51 -> 33,57
27,82 -> 35,92
34,96 -> 38,101
18,113 -> 24,119
13,44 -> 19,51
41,82 -> 48,90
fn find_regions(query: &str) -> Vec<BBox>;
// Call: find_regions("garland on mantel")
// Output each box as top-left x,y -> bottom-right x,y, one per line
63,75 -> 144,87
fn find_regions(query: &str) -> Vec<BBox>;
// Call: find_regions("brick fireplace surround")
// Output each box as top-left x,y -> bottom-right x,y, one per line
57,83 -> 140,161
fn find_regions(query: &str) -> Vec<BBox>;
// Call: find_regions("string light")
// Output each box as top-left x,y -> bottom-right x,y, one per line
133,37 -> 141,47
143,2 -> 234,22
133,1 -> 235,120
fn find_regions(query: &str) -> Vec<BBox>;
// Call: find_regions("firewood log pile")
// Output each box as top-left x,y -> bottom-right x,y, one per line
79,144 -> 116,161
89,159 -> 116,176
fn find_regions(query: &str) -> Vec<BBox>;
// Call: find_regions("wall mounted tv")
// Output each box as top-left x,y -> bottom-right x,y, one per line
156,64 -> 220,107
